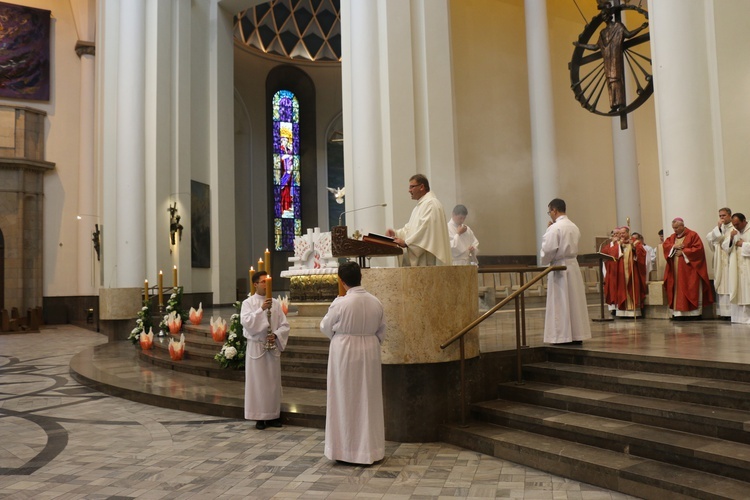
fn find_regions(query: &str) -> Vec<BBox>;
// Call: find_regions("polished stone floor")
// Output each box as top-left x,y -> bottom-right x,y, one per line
3,304 -> 749,499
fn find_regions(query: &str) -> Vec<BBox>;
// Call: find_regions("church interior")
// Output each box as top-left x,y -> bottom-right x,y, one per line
3,0 -> 750,497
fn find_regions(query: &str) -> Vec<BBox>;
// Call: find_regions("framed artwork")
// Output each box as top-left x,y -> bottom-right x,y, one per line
0,2 -> 51,101
191,181 -> 211,268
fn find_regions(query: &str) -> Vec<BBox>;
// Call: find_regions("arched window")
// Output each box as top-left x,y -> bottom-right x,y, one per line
272,89 -> 301,251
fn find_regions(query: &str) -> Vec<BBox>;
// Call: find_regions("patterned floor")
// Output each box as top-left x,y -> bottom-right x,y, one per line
0,325 -> 637,499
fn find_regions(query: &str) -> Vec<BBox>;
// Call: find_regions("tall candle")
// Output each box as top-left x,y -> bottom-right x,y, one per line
249,267 -> 255,295
266,277 -> 272,299
258,258 -> 264,272
338,277 -> 345,297
173,265 -> 178,288
264,248 -> 271,275
158,271 -> 164,306
144,280 -> 149,302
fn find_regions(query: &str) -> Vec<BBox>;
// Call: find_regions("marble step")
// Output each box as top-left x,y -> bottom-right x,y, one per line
280,356 -> 328,375
524,361 -> 750,411
440,421 -> 750,499
472,399 -> 750,483
499,380 -> 750,445
138,344 -> 243,380
281,371 -> 327,390
70,341 -> 326,429
547,349 -> 750,384
282,344 -> 331,361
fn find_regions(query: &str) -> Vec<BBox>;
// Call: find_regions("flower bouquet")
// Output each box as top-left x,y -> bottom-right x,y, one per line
214,301 -> 246,369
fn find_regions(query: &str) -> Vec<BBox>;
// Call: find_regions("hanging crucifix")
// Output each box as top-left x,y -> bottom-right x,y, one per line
569,0 -> 652,129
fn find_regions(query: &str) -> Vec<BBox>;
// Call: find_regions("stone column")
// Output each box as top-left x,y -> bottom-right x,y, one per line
341,0 -> 458,235
524,0 -> 559,255
114,0 -> 147,287
650,0 -> 719,236
71,0 -> 98,296
611,115 -> 642,232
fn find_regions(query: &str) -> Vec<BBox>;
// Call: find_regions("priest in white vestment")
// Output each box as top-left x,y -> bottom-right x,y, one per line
320,262 -> 386,465
540,198 -> 592,344
706,207 -> 734,318
722,213 -> 750,324
386,174 -> 451,266
242,271 -> 290,429
448,204 -> 480,265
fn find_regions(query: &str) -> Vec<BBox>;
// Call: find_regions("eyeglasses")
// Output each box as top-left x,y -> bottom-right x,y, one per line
408,184 -> 420,189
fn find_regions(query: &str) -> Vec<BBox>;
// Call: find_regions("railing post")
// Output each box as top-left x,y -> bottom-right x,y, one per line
519,271 -> 527,345
515,295 -> 522,384
459,336 -> 467,427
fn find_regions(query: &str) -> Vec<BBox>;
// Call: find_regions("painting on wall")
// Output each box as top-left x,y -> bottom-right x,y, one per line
191,181 -> 211,268
0,2 -> 51,101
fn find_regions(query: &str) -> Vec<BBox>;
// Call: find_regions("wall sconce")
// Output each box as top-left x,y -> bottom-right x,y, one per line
168,202 -> 184,246
92,224 -> 101,261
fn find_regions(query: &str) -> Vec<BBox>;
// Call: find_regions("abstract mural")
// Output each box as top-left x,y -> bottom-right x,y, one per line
0,2 -> 51,101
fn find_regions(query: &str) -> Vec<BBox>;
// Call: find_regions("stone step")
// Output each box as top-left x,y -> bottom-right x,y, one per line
472,399 -> 750,483
282,344 -> 330,361
138,345 -> 243,381
440,421 -> 750,499
524,361 -> 750,411
71,341 -> 326,429
281,370 -> 327,390
280,356 -> 328,375
546,349 -> 750,384
499,380 -> 750,445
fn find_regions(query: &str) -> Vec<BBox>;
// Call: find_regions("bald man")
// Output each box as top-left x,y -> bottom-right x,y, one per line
663,218 -> 713,319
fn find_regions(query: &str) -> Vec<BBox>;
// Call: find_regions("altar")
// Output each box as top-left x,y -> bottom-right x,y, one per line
282,227 -> 481,441
364,265 -> 479,441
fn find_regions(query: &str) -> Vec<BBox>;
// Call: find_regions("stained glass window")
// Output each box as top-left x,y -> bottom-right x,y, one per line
272,90 -> 301,251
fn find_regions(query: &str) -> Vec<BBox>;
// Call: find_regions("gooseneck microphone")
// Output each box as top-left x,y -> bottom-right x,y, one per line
338,203 -> 387,226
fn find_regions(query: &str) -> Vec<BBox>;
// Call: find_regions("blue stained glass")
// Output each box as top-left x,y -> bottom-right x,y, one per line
272,90 -> 301,251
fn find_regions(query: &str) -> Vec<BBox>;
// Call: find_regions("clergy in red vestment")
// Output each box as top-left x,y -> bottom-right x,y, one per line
663,218 -> 714,318
600,227 -> 647,317
600,229 -> 620,313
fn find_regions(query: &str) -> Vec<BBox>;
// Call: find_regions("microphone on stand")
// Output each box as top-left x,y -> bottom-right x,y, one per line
338,203 -> 387,226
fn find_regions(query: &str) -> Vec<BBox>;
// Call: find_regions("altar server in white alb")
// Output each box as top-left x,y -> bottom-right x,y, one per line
723,213 -> 750,324
540,198 -> 592,345
320,262 -> 386,465
706,207 -> 734,318
448,204 -> 480,265
241,271 -> 290,429
386,174 -> 452,266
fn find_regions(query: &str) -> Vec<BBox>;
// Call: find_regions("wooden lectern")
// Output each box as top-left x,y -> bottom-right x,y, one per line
331,226 -> 403,267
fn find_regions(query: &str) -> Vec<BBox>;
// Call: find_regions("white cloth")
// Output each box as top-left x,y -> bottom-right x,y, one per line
707,222 -> 734,316
643,244 -> 656,277
448,219 -> 479,265
241,293 -> 290,421
320,286 -> 386,464
394,191 -> 452,266
540,215 -> 592,344
723,226 -> 750,323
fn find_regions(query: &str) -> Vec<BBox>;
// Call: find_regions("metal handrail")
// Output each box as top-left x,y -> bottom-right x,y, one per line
440,265 -> 566,426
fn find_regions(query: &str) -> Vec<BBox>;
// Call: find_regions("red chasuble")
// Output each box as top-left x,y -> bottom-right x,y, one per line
663,228 -> 714,312
602,242 -> 648,311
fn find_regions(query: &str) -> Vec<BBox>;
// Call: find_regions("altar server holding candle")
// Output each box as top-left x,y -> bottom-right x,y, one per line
241,271 -> 289,430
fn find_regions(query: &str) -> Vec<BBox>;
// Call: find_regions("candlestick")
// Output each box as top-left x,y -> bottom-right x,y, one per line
338,277 -> 345,297
266,277 -> 272,299
258,258 -> 264,273
264,248 -> 271,275
144,280 -> 149,302
249,267 -> 255,295
158,271 -> 164,306
173,265 -> 178,288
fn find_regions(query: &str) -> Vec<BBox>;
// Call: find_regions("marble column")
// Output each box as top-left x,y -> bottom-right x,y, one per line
115,0 -> 147,287
611,114 -> 642,232
71,0 -> 98,296
524,0 -> 560,255
341,0 -> 458,235
650,0 -> 720,237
